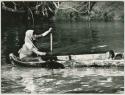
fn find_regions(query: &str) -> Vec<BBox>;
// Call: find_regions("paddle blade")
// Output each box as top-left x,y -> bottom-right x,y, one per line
44,61 -> 65,69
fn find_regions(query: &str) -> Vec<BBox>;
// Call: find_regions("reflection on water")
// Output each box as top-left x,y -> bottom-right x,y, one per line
1,66 -> 124,94
54,21 -> 124,55
1,21 -> 124,61
1,21 -> 124,94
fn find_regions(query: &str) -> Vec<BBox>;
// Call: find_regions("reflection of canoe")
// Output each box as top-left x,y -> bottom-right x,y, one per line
9,53 -> 65,69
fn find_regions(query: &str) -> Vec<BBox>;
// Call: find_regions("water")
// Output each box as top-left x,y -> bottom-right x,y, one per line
1,21 -> 124,94
1,66 -> 124,94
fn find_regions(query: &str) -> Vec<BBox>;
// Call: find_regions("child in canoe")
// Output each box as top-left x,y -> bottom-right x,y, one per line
18,27 -> 52,62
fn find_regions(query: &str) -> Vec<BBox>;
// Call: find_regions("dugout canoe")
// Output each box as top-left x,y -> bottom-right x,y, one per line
57,53 -> 124,67
9,53 -> 124,68
9,53 -> 65,69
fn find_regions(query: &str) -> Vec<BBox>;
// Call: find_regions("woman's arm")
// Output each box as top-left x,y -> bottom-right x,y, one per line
32,48 -> 46,56
35,27 -> 52,38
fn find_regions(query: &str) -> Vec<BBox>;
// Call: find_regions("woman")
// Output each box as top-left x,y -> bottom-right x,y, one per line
18,27 -> 52,61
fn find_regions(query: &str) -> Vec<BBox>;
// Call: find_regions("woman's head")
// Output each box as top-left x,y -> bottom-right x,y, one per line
25,29 -> 40,40
25,30 -> 34,38
25,30 -> 36,42
24,30 -> 36,49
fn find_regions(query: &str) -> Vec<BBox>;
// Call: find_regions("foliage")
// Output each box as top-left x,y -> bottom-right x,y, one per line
55,1 -> 124,21
91,1 -> 124,21
1,1 -> 56,17
1,1 -> 124,24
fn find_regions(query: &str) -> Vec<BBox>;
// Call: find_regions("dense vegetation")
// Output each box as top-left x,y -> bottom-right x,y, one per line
1,1 -> 124,26
56,1 -> 124,22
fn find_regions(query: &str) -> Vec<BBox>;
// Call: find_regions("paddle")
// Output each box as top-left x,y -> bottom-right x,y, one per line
48,30 -> 58,61
41,28 -> 58,61
50,32 -> 53,55
43,29 -> 65,69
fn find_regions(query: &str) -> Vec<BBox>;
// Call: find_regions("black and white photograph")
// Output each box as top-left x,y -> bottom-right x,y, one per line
1,1 -> 124,94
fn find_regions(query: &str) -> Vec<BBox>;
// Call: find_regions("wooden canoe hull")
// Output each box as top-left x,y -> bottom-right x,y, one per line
9,53 -> 124,68
56,54 -> 124,67
58,60 -> 124,67
9,53 -> 65,69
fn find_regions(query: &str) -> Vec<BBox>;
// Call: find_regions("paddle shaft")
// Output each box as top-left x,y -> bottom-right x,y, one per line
50,33 -> 53,54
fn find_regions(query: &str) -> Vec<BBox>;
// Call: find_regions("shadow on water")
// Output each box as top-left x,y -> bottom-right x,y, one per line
1,25 -> 26,64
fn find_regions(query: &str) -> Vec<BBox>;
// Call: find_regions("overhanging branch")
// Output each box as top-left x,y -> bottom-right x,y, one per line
2,2 -> 25,13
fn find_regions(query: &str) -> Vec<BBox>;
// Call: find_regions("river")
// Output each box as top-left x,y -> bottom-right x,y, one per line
1,21 -> 124,94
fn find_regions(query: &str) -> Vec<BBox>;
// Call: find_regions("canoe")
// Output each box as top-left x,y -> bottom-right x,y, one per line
56,53 -> 124,67
9,53 -> 124,68
9,53 -> 65,69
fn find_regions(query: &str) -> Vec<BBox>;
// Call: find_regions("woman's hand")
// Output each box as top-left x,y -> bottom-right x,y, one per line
33,48 -> 46,56
49,27 -> 53,33
41,27 -> 53,37
39,52 -> 46,56
49,27 -> 52,31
